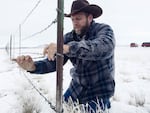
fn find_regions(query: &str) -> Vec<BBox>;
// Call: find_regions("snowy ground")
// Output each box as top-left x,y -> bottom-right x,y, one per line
0,46 -> 150,113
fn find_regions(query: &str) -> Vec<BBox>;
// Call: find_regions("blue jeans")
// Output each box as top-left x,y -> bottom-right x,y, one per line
64,89 -> 111,112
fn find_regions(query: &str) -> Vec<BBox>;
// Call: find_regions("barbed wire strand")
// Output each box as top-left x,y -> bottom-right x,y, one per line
21,0 -> 42,26
21,69 -> 58,112
11,0 -> 42,38
22,18 -> 57,41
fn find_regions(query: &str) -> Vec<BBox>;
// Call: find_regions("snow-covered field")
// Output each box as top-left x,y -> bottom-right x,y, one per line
0,46 -> 150,113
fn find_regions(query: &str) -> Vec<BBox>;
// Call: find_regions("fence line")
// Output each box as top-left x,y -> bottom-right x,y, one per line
5,0 -> 60,112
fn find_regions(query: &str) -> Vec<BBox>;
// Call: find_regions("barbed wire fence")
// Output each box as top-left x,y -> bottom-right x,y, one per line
7,0 -> 57,59
5,0 -> 60,112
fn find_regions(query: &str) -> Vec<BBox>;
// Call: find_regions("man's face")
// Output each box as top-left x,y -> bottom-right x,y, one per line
71,12 -> 93,35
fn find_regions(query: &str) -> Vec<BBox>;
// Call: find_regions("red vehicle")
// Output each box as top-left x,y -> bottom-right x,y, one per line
141,42 -> 150,47
130,43 -> 138,47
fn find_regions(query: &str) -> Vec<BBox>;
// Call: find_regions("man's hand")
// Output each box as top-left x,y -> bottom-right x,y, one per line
12,55 -> 36,72
43,43 -> 57,61
63,44 -> 70,54
43,43 -> 70,61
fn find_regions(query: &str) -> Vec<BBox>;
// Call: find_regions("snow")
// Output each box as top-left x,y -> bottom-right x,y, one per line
0,46 -> 150,113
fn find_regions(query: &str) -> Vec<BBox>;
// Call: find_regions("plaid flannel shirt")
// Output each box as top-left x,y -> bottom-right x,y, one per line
32,21 -> 115,104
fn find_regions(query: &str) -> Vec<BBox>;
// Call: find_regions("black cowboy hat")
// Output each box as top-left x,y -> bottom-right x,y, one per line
65,0 -> 103,18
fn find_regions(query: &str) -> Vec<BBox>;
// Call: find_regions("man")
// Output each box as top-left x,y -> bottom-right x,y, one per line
15,0 -> 115,112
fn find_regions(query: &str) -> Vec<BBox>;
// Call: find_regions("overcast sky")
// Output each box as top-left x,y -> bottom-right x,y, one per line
0,0 -> 150,47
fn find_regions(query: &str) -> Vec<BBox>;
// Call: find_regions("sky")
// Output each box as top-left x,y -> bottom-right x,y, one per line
0,0 -> 150,47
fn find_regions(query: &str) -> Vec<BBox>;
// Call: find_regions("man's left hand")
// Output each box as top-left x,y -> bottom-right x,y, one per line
43,43 -> 70,61
43,43 -> 57,61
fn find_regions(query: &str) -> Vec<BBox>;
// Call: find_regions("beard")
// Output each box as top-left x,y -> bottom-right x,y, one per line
74,19 -> 90,37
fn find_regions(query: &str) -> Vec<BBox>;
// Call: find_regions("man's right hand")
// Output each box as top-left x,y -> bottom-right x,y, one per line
12,55 -> 36,72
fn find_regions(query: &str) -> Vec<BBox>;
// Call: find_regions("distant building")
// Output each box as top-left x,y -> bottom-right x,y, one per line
141,42 -> 150,47
130,43 -> 138,47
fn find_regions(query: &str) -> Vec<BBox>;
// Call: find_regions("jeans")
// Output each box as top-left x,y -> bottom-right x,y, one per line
64,89 -> 111,112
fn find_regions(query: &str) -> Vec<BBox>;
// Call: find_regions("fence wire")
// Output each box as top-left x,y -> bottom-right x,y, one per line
21,0 -> 42,26
21,69 -> 58,112
22,18 -> 57,41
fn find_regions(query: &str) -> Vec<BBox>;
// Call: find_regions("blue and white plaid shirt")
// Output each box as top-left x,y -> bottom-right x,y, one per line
32,21 -> 115,104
